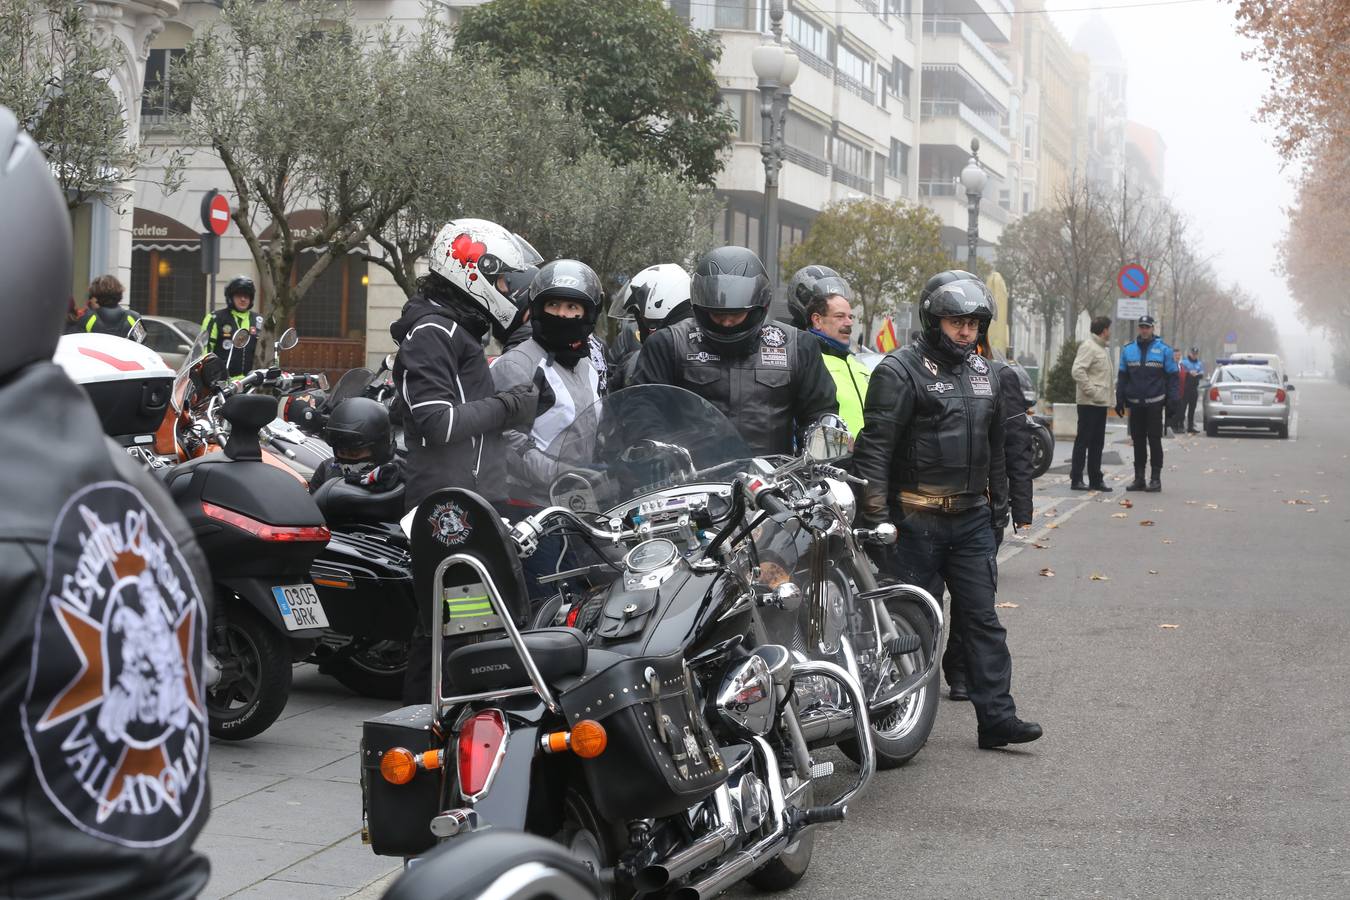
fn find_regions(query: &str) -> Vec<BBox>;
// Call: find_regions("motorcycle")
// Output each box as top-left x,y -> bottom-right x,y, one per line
360,386 -> 940,898
1012,363 -> 1055,478
383,831 -> 600,900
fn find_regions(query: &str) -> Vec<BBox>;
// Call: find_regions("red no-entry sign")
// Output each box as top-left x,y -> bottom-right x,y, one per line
201,189 -> 231,236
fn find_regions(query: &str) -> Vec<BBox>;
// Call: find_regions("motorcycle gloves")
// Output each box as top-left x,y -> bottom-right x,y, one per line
496,383 -> 540,429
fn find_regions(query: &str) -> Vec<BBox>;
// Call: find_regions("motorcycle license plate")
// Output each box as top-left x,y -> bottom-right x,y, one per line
272,583 -> 330,630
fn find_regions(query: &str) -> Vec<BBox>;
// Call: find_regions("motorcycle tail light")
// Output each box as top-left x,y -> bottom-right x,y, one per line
458,709 -> 507,800
565,603 -> 581,628
201,501 -> 331,543
1209,387 -> 1219,402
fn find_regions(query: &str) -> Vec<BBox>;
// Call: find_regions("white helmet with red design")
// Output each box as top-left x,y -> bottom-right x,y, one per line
427,218 -> 539,336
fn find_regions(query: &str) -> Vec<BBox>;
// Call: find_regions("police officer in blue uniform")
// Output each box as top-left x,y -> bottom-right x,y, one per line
1180,347 -> 1205,434
1115,315 -> 1179,492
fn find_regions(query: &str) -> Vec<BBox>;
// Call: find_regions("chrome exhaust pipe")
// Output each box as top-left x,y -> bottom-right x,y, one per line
668,832 -> 792,900
635,788 -> 737,892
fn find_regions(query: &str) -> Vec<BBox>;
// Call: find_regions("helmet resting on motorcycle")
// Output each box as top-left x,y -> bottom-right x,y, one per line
918,270 -> 996,347
0,105 -> 72,378
323,397 -> 394,479
427,219 -> 539,340
528,259 -> 602,366
690,246 -> 773,356
620,263 -> 692,342
785,265 -> 853,331
224,275 -> 256,309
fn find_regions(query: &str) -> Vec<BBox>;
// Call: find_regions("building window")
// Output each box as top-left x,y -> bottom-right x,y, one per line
887,139 -> 910,179
787,10 -> 827,59
884,59 -> 911,114
721,91 -> 757,142
833,136 -> 870,178
141,48 -> 189,122
130,248 -> 207,320
784,113 -> 828,160
669,0 -> 691,21
714,0 -> 755,30
837,44 -> 873,92
1022,190 -> 1032,213
293,253 -> 368,340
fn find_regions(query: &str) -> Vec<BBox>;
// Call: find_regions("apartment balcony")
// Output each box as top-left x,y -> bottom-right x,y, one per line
714,143 -> 836,215
922,17 -> 1013,100
920,99 -> 1011,159
917,185 -> 1008,252
926,0 -> 1012,44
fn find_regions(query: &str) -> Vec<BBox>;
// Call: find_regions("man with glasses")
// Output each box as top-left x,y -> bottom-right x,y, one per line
852,269 -> 1042,750
788,265 -> 871,436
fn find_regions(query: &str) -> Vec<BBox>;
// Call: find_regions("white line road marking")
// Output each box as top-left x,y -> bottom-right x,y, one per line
997,491 -> 1105,567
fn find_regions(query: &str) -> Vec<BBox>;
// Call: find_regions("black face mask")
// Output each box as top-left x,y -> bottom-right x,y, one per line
532,311 -> 594,366
932,333 -> 974,362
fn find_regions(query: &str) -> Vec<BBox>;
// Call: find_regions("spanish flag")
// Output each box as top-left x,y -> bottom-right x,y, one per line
875,317 -> 898,353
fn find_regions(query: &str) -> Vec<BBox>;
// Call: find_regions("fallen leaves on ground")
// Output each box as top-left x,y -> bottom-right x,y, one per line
1148,569 -> 1159,575
1203,468 -> 1215,474
1090,573 -> 1111,581
1186,500 -> 1199,505
1044,509 -> 1058,517
1045,523 -> 1059,529
1111,512 -> 1128,519
1119,499 -> 1134,508
1139,520 -> 1155,526
1162,539 -> 1175,544
995,601 -> 1019,609
1286,499 -> 1313,505
1039,568 -> 1055,577
1205,503 -> 1220,510
1306,507 -> 1318,513
1159,623 -> 1181,630
1032,542 -> 1050,549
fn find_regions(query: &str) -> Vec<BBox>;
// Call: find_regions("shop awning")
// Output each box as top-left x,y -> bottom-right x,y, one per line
132,208 -> 200,252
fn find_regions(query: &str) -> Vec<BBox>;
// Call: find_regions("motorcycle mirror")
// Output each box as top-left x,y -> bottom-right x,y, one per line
231,329 -> 251,349
276,327 -> 299,351
399,508 -> 417,540
128,321 -> 146,344
804,423 -> 850,464
383,353 -> 395,372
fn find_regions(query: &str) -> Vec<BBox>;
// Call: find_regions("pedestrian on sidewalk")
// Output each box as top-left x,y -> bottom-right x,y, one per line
1115,315 -> 1178,492
1166,348 -> 1186,435
1070,315 -> 1114,492
1181,348 -> 1204,433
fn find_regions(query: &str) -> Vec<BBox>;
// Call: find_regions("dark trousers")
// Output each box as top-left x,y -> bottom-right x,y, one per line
892,507 -> 1016,729
1070,404 -> 1109,485
1184,392 -> 1199,431
1128,404 -> 1165,475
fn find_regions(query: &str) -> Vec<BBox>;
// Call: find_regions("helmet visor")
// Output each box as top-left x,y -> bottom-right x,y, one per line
692,272 -> 770,311
812,275 -> 854,303
927,279 -> 996,321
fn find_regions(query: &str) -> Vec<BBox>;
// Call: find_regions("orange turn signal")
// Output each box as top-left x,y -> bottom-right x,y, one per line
570,720 -> 607,759
420,749 -> 444,771
380,747 -> 417,785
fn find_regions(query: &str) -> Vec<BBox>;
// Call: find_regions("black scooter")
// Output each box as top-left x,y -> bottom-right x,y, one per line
164,391 -> 332,740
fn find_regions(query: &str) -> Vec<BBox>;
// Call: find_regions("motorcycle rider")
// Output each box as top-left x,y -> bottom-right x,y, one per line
631,246 -> 838,456
790,265 -> 870,436
943,325 -> 1036,702
75,274 -> 142,337
0,106 -> 212,897
851,269 -> 1042,749
390,218 -> 540,704
1114,315 -> 1178,492
308,397 -> 403,495
202,275 -> 266,377
608,263 -> 693,390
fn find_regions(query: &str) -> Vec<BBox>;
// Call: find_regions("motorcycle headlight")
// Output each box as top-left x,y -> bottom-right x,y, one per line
716,653 -> 777,738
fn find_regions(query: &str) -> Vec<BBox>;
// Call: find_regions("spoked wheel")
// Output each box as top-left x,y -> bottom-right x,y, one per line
208,603 -> 291,740
326,640 -> 408,700
840,599 -> 939,769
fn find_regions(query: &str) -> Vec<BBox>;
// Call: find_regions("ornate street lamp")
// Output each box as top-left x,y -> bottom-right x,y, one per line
753,1 -> 799,290
960,137 -> 987,275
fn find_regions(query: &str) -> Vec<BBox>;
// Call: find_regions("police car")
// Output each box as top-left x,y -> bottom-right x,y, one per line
1202,358 -> 1294,438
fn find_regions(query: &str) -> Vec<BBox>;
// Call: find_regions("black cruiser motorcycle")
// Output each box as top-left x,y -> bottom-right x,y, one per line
360,386 -> 942,898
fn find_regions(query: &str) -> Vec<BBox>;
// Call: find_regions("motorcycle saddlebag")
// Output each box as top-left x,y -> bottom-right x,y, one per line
559,650 -> 727,822
361,704 -> 442,857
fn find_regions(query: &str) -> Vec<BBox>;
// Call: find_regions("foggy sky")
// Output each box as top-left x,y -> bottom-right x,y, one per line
1044,0 -> 1327,372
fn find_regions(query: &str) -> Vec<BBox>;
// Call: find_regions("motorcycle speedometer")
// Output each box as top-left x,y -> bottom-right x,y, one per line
624,538 -> 678,574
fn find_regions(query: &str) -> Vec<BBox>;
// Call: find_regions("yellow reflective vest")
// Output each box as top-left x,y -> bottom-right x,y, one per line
819,345 -> 871,436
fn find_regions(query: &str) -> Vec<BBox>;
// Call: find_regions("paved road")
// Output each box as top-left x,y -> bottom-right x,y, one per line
203,381 -> 1350,898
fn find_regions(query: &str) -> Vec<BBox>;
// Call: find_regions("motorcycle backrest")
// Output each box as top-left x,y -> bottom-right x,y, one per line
222,394 -> 277,461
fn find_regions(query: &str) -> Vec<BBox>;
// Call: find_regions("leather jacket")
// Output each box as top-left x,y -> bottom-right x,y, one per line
991,357 -> 1034,527
0,363 -> 211,899
631,318 -> 838,456
851,338 -> 1007,525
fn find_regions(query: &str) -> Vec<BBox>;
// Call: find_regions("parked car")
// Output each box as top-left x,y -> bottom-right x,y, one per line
140,315 -> 202,369
1224,352 -> 1287,384
1203,361 -> 1293,438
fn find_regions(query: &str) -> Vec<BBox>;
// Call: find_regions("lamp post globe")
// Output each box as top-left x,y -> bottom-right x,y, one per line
960,139 -> 985,273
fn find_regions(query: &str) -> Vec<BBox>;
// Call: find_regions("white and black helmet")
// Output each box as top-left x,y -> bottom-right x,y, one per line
427,219 -> 540,337
0,106 -> 72,378
615,263 -> 692,340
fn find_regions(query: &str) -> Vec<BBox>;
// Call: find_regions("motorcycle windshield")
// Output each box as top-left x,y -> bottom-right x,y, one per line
171,327 -> 215,413
547,385 -> 755,515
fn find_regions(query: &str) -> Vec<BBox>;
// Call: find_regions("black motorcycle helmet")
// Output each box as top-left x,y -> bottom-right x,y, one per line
528,259 -> 602,365
0,106 -> 71,378
690,246 -> 773,355
917,270 -> 996,345
785,265 -> 853,331
501,264 -> 538,336
225,275 -> 256,310
323,397 -> 394,479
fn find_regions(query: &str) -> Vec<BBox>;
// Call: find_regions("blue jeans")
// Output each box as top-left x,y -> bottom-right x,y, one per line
892,506 -> 1017,729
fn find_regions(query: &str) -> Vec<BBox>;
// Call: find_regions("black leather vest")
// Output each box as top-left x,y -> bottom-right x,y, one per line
891,343 -> 998,498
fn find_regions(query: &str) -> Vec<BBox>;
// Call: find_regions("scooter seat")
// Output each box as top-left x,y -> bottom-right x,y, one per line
446,627 -> 588,693
313,477 -> 405,524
